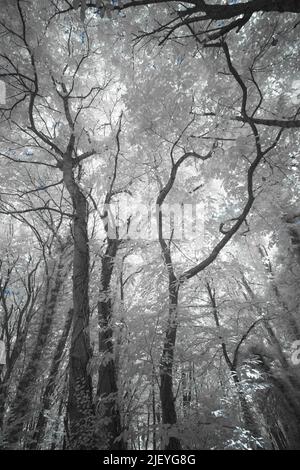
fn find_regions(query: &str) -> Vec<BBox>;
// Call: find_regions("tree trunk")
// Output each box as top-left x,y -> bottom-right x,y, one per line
29,308 -> 73,449
152,369 -> 157,450
96,238 -> 125,449
254,352 -> 300,449
0,295 -> 36,432
63,153 -> 95,449
159,282 -> 181,450
231,372 -> 262,447
3,245 -> 69,449
0,328 -> 30,437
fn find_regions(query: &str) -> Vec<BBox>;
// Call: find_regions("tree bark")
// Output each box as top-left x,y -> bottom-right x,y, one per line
159,274 -> 181,450
96,238 -> 125,449
81,0 -> 300,17
0,327 -> 29,433
189,0 -> 300,18
29,308 -> 73,449
63,152 -> 95,449
3,244 -> 69,448
231,372 -> 262,445
253,352 -> 300,449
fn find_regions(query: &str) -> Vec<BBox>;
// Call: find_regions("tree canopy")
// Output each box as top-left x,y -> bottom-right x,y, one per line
0,0 -> 300,451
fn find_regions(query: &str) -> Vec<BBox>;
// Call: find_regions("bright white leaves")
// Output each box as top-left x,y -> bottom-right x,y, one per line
291,340 -> 300,365
0,340 -> 5,365
0,80 -> 5,104
73,0 -> 121,21
291,80 -> 300,105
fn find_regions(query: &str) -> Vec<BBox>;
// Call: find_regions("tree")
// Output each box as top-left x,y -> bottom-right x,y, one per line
4,236 -> 72,448
69,0 -> 300,47
0,0 -> 117,448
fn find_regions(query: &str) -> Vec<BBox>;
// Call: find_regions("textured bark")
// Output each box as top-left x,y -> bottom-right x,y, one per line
188,0 -> 300,18
51,377 -> 68,450
151,370 -> 157,450
3,245 -> 69,448
254,352 -> 300,449
63,152 -> 95,449
159,282 -> 181,450
234,116 -> 300,128
182,366 -> 192,414
0,328 -> 28,432
29,308 -> 73,449
96,238 -> 125,449
80,0 -> 300,17
0,267 -> 38,433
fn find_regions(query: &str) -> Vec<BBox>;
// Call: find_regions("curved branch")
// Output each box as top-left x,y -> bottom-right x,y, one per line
179,41 -> 283,283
